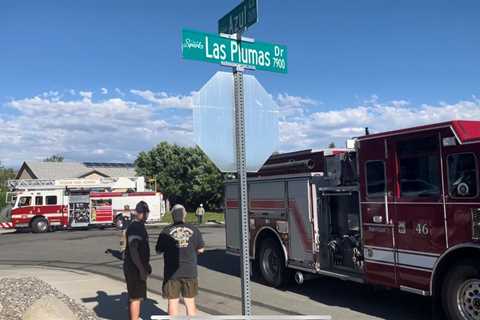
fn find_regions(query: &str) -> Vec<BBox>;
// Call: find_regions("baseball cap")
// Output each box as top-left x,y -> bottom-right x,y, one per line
135,201 -> 150,214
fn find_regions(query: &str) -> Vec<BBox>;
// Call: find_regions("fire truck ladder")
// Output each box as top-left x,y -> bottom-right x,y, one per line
7,177 -> 120,191
7,179 -> 57,190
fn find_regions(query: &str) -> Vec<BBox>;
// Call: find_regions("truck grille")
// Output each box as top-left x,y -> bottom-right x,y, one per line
473,209 -> 480,240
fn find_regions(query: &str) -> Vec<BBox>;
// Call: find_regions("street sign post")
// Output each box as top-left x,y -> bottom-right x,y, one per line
184,2 -> 286,316
232,66 -> 251,316
182,29 -> 287,74
218,0 -> 258,34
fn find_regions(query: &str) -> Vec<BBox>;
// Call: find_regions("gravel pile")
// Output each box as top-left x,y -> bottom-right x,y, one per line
0,277 -> 98,320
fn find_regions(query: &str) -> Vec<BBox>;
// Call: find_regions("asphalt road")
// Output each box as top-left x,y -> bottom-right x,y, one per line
0,226 -> 433,319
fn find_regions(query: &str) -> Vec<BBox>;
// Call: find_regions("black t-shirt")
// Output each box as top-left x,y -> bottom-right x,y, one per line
124,221 -> 150,273
156,223 -> 204,280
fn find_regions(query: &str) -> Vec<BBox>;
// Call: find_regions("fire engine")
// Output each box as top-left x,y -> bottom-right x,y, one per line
5,176 -> 166,233
225,120 -> 480,320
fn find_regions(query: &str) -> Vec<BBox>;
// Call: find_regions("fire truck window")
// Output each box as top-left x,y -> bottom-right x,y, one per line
35,196 -> 43,206
46,196 -> 57,205
398,136 -> 441,198
92,199 -> 112,207
19,197 -> 31,207
448,153 -> 478,198
366,161 -> 385,197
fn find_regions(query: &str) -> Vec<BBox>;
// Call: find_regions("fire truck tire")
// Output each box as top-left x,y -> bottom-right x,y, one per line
31,217 -> 49,233
114,215 -> 125,230
442,259 -> 480,320
259,238 -> 290,288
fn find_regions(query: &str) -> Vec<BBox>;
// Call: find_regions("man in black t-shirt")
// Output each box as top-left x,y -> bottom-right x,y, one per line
124,201 -> 152,320
156,204 -> 205,316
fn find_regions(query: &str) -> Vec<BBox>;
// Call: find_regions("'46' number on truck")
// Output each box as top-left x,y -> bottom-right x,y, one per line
416,223 -> 430,236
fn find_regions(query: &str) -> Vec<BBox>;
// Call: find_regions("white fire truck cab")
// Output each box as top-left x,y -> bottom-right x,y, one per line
7,177 -> 166,233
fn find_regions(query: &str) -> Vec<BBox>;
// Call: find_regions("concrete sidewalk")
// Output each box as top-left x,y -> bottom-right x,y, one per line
0,265 -> 205,319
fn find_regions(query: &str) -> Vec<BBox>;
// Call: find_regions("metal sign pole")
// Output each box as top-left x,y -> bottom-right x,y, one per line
233,62 -> 252,315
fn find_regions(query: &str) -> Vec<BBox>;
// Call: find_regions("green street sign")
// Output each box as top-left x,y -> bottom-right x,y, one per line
181,29 -> 287,74
219,0 -> 257,35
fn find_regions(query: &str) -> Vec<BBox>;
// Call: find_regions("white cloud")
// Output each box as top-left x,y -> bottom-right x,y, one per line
275,93 -> 318,120
114,88 -> 125,96
279,97 -> 480,151
3,88 -> 480,167
42,91 -> 59,98
0,93 -> 193,166
130,89 -> 193,109
79,91 -> 93,100
100,88 -> 108,95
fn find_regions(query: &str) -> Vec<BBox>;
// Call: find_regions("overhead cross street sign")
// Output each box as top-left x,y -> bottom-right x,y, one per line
218,0 -> 258,35
182,29 -> 287,74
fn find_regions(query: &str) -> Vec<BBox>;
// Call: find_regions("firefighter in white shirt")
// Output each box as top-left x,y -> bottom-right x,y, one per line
195,204 -> 205,224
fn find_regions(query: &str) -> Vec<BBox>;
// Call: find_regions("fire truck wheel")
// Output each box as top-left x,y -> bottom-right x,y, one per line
442,259 -> 480,320
31,217 -> 49,233
259,238 -> 289,288
114,215 -> 125,230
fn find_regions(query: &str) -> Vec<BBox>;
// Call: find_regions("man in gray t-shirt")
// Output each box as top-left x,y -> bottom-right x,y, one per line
156,204 -> 204,316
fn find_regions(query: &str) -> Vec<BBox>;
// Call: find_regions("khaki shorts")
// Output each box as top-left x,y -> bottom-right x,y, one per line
162,278 -> 198,299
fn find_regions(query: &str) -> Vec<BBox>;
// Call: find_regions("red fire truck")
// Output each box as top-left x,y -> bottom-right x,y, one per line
5,177 -> 166,233
225,120 -> 480,320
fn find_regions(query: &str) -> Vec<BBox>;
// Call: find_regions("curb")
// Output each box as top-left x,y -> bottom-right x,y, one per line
0,228 -> 16,234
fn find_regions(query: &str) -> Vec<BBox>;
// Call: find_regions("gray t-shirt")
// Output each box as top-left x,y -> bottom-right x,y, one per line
156,223 -> 204,280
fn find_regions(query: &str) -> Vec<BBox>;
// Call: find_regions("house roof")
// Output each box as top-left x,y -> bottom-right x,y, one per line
16,161 -> 136,180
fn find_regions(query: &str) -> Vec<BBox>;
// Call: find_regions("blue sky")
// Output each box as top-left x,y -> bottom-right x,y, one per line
1,0 -> 480,166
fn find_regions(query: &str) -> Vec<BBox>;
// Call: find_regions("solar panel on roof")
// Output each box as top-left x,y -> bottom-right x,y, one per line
83,162 -> 134,168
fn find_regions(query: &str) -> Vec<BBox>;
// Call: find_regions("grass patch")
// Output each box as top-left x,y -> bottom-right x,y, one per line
161,211 -> 224,224
0,190 -> 8,211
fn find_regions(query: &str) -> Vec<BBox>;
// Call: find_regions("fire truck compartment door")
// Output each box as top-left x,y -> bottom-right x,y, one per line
225,183 -> 241,254
69,195 -> 90,227
360,138 -> 397,287
287,179 -> 315,264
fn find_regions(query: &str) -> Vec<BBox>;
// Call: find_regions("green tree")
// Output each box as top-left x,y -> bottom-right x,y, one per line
44,154 -> 64,162
328,142 -> 336,148
135,142 -> 224,211
0,162 -> 15,210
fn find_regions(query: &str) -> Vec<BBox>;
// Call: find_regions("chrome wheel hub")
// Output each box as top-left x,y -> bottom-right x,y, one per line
458,279 -> 480,320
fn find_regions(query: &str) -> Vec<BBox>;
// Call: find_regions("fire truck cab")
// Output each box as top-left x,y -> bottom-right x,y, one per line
225,120 -> 480,320
13,189 -> 65,232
